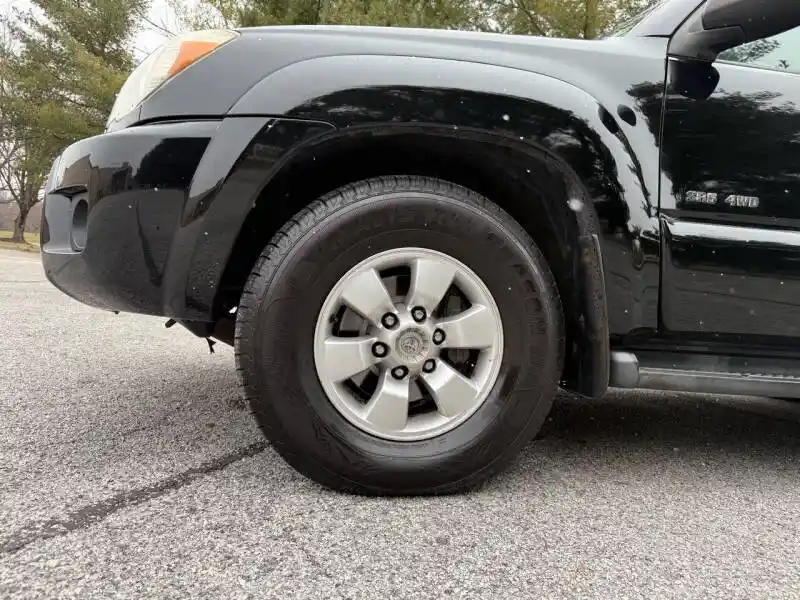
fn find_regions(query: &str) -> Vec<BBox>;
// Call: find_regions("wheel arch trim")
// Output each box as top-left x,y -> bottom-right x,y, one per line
199,120 -> 610,397
189,56 -> 630,396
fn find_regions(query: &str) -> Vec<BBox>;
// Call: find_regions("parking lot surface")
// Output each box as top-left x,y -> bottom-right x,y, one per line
1,249 -> 799,599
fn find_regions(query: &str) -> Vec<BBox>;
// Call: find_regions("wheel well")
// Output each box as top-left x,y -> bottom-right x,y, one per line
218,131 -> 590,389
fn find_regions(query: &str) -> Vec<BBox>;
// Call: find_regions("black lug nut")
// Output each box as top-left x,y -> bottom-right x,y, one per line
372,342 -> 389,358
381,312 -> 398,329
391,366 -> 409,380
411,306 -> 427,323
423,359 -> 437,374
432,329 -> 446,345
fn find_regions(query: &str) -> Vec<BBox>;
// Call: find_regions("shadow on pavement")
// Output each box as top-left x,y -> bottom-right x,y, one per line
533,389 -> 800,457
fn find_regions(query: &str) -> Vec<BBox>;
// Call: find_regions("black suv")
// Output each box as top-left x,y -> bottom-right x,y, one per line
41,0 -> 800,494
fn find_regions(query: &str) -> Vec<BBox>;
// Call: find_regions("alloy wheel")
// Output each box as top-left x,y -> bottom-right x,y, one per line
313,247 -> 504,441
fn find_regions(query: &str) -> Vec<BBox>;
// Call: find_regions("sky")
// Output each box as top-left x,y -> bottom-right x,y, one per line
133,0 -> 179,57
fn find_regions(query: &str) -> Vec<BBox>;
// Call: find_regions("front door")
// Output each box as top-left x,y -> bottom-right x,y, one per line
659,24 -> 800,350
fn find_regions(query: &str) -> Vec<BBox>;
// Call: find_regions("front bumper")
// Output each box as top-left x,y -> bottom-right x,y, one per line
41,115 -> 335,321
41,120 -> 219,316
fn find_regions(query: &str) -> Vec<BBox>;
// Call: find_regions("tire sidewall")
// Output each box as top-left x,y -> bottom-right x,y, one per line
239,187 -> 562,492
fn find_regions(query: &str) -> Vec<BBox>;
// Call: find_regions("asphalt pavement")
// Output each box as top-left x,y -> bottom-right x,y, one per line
1,248 -> 799,600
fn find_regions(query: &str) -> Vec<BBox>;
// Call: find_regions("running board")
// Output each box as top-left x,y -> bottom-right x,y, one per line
610,350 -> 800,398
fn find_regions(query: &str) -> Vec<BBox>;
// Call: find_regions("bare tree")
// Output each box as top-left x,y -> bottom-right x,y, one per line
0,12 -> 46,243
0,137 -> 44,242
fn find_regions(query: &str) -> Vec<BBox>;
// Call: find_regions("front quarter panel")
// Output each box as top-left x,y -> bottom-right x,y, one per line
168,117 -> 336,319
229,53 -> 664,337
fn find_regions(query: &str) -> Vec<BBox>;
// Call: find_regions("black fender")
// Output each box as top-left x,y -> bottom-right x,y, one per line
178,55 -> 663,397
161,116 -> 336,321
222,54 -> 664,397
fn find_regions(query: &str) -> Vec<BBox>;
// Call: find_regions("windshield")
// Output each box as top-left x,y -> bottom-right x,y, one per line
605,0 -> 669,38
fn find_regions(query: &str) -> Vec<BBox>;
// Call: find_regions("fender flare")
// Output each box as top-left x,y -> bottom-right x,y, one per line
232,55 -> 636,396
228,54 -> 651,258
187,55 -> 657,396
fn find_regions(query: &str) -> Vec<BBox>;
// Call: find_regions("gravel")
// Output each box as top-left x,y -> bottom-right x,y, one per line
1,248 -> 799,599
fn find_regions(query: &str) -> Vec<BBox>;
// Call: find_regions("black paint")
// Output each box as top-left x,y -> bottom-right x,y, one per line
41,2 -> 800,401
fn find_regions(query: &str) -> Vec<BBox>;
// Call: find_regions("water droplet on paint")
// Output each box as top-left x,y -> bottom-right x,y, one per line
568,199 -> 584,212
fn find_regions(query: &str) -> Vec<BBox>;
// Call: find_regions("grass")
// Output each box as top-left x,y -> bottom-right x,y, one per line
0,231 -> 41,253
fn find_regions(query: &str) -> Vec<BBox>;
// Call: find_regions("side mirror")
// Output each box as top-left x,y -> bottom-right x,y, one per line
668,59 -> 720,101
670,0 -> 800,62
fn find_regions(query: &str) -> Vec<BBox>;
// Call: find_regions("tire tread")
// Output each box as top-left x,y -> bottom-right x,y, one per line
235,175 -> 564,495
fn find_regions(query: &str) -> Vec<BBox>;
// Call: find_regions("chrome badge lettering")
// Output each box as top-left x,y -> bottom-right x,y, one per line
724,194 -> 760,208
684,190 -> 760,209
685,190 -> 718,205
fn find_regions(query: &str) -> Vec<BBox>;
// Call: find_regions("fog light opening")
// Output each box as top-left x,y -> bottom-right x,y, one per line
71,199 -> 88,251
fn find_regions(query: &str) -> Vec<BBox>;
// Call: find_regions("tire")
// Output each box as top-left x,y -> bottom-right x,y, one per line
235,176 -> 564,495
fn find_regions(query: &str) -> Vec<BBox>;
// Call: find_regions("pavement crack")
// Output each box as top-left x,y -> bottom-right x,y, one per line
0,441 -> 269,555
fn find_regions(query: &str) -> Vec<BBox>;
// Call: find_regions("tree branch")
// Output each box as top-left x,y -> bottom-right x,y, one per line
512,0 -> 549,36
140,14 -> 177,38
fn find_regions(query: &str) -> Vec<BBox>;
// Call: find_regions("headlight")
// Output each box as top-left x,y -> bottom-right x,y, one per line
44,155 -> 63,193
107,29 -> 239,127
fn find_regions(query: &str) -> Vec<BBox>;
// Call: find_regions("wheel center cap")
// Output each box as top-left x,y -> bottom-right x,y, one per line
394,328 -> 430,364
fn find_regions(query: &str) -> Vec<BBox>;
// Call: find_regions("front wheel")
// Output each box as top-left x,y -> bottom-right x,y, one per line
235,176 -> 564,495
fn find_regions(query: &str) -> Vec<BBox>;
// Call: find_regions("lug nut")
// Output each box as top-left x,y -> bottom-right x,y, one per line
391,366 -> 408,380
423,359 -> 436,374
432,329 -> 446,345
411,307 -> 427,323
381,312 -> 398,329
372,342 -> 389,358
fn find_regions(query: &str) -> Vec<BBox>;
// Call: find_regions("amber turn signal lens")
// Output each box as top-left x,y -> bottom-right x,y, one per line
107,29 -> 238,127
168,40 -> 224,77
